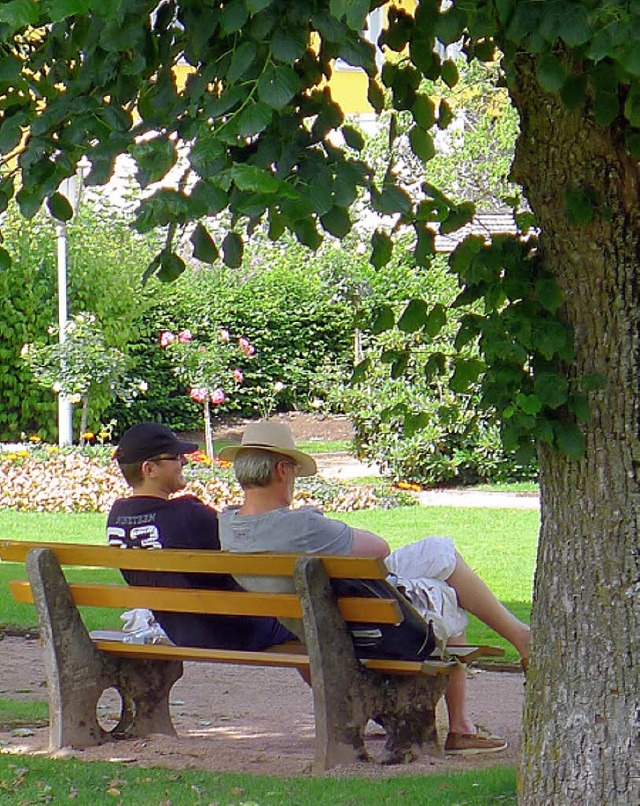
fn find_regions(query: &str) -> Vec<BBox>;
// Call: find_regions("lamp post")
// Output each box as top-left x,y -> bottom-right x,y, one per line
55,173 -> 82,447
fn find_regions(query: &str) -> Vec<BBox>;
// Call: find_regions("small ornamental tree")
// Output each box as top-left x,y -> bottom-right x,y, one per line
160,327 -> 255,458
21,313 -> 147,445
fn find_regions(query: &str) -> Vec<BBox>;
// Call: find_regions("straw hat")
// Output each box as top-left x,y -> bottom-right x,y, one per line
218,422 -> 317,477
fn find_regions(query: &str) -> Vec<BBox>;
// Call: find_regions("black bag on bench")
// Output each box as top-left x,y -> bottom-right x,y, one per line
332,577 -> 436,662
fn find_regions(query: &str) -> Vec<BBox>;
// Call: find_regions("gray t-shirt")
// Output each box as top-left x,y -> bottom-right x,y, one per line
218,506 -> 354,594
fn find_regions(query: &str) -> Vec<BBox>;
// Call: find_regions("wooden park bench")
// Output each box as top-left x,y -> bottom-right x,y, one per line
0,539 -> 503,771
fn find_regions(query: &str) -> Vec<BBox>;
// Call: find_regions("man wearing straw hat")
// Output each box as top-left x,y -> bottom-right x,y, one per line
218,421 -> 530,755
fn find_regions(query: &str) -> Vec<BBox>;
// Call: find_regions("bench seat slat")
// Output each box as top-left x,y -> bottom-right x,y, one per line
9,580 -> 403,623
92,639 -> 457,676
0,541 -> 388,579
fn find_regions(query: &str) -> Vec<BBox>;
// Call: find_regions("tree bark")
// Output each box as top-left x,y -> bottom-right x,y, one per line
507,55 -> 640,804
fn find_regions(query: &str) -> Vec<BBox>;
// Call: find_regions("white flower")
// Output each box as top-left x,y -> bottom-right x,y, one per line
137,380 -> 148,392
68,393 -> 82,404
273,381 -> 285,392
52,382 -> 62,393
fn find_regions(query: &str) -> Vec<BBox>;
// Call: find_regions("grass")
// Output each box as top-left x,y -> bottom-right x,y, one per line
0,699 -> 48,729
0,754 -> 516,804
0,507 -> 538,661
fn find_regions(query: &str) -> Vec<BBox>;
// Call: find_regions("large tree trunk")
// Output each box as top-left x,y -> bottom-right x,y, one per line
507,56 -> 640,804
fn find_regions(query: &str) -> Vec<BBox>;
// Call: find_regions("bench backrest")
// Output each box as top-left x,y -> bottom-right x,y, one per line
0,540 -> 401,625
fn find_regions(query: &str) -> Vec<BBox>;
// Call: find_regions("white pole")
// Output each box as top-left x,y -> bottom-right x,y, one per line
56,221 -> 73,447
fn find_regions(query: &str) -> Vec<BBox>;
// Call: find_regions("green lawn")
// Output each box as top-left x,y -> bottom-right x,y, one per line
0,754 -> 516,804
0,506 -> 538,659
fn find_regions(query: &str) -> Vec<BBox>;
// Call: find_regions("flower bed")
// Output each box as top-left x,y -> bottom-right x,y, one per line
0,447 -> 410,513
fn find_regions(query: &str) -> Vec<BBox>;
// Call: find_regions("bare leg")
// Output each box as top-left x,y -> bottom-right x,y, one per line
446,551 -> 530,662
444,632 -> 475,734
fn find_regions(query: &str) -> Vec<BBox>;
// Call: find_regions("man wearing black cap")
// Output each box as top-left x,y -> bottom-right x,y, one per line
107,422 -> 295,651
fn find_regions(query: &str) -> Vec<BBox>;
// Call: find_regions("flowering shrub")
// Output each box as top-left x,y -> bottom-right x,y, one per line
0,447 -> 409,513
21,313 -> 146,445
160,328 -> 256,457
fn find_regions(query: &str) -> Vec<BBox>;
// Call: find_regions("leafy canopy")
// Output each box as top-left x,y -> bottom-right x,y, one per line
0,0 -> 637,457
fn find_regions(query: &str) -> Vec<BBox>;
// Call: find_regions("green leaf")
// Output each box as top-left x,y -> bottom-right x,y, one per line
47,192 -> 74,222
372,185 -> 412,215
257,64 -> 299,110
592,90 -> 619,126
414,223 -> 435,267
411,94 -> 436,129
404,411 -> 430,437
0,55 -> 22,82
560,74 -> 587,110
221,0 -> 249,34
222,232 -> 244,268
350,357 -> 370,384
515,393 -> 542,415
625,130 -> 640,159
424,303 -> 447,337
237,101 -> 273,137
0,0 -> 39,28
370,230 -> 392,269
271,28 -> 307,64
437,99 -> 454,129
292,218 -> 322,250
424,352 -> 446,379
190,223 -> 219,264
624,84 -> 640,127
0,246 -> 12,271
555,422 -> 584,459
367,79 -> 385,113
227,164 -> 280,194
535,276 -> 563,313
450,358 -> 484,393
568,393 -> 591,424
227,42 -> 258,83
435,8 -> 465,45
565,187 -> 594,226
398,298 -> 428,333
372,305 -> 394,334
440,202 -> 475,235
320,205 -> 351,238
342,125 -> 364,151
130,137 -> 176,188
409,126 -> 435,162
537,54 -> 566,92
557,4 -> 591,47
157,251 -> 186,283
534,372 -> 568,408
390,351 -> 410,379
47,0 -> 92,22
578,372 -> 605,390
246,0 -> 272,12
440,59 -> 459,89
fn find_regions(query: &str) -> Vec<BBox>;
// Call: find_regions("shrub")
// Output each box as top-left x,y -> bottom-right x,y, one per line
0,447 -> 411,513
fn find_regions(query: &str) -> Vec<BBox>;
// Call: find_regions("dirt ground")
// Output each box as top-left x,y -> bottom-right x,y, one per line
0,637 -> 525,778
206,411 -> 356,445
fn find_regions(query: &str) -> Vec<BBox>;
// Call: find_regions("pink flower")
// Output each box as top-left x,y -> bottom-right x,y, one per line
220,328 -> 230,342
210,388 -> 226,405
199,345 -> 207,353
160,330 -> 175,348
189,387 -> 208,403
233,368 -> 244,383
238,337 -> 255,357
178,329 -> 192,343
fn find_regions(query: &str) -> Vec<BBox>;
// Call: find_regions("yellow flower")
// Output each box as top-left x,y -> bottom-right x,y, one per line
82,431 -> 95,440
28,435 -> 42,443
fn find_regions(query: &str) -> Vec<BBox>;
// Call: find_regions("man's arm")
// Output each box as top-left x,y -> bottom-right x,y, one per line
351,528 -> 391,558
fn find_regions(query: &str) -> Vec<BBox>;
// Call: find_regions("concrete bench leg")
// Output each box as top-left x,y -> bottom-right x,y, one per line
26,548 -> 183,751
295,557 -> 371,772
295,557 -> 448,770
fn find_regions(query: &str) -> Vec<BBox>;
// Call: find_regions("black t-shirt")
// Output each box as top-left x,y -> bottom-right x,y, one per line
107,494 -> 294,650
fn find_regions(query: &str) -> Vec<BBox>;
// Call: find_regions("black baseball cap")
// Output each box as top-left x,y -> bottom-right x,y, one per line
115,423 -> 198,464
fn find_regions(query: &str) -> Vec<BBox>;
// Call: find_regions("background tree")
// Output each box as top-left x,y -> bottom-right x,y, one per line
0,2 -> 637,802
